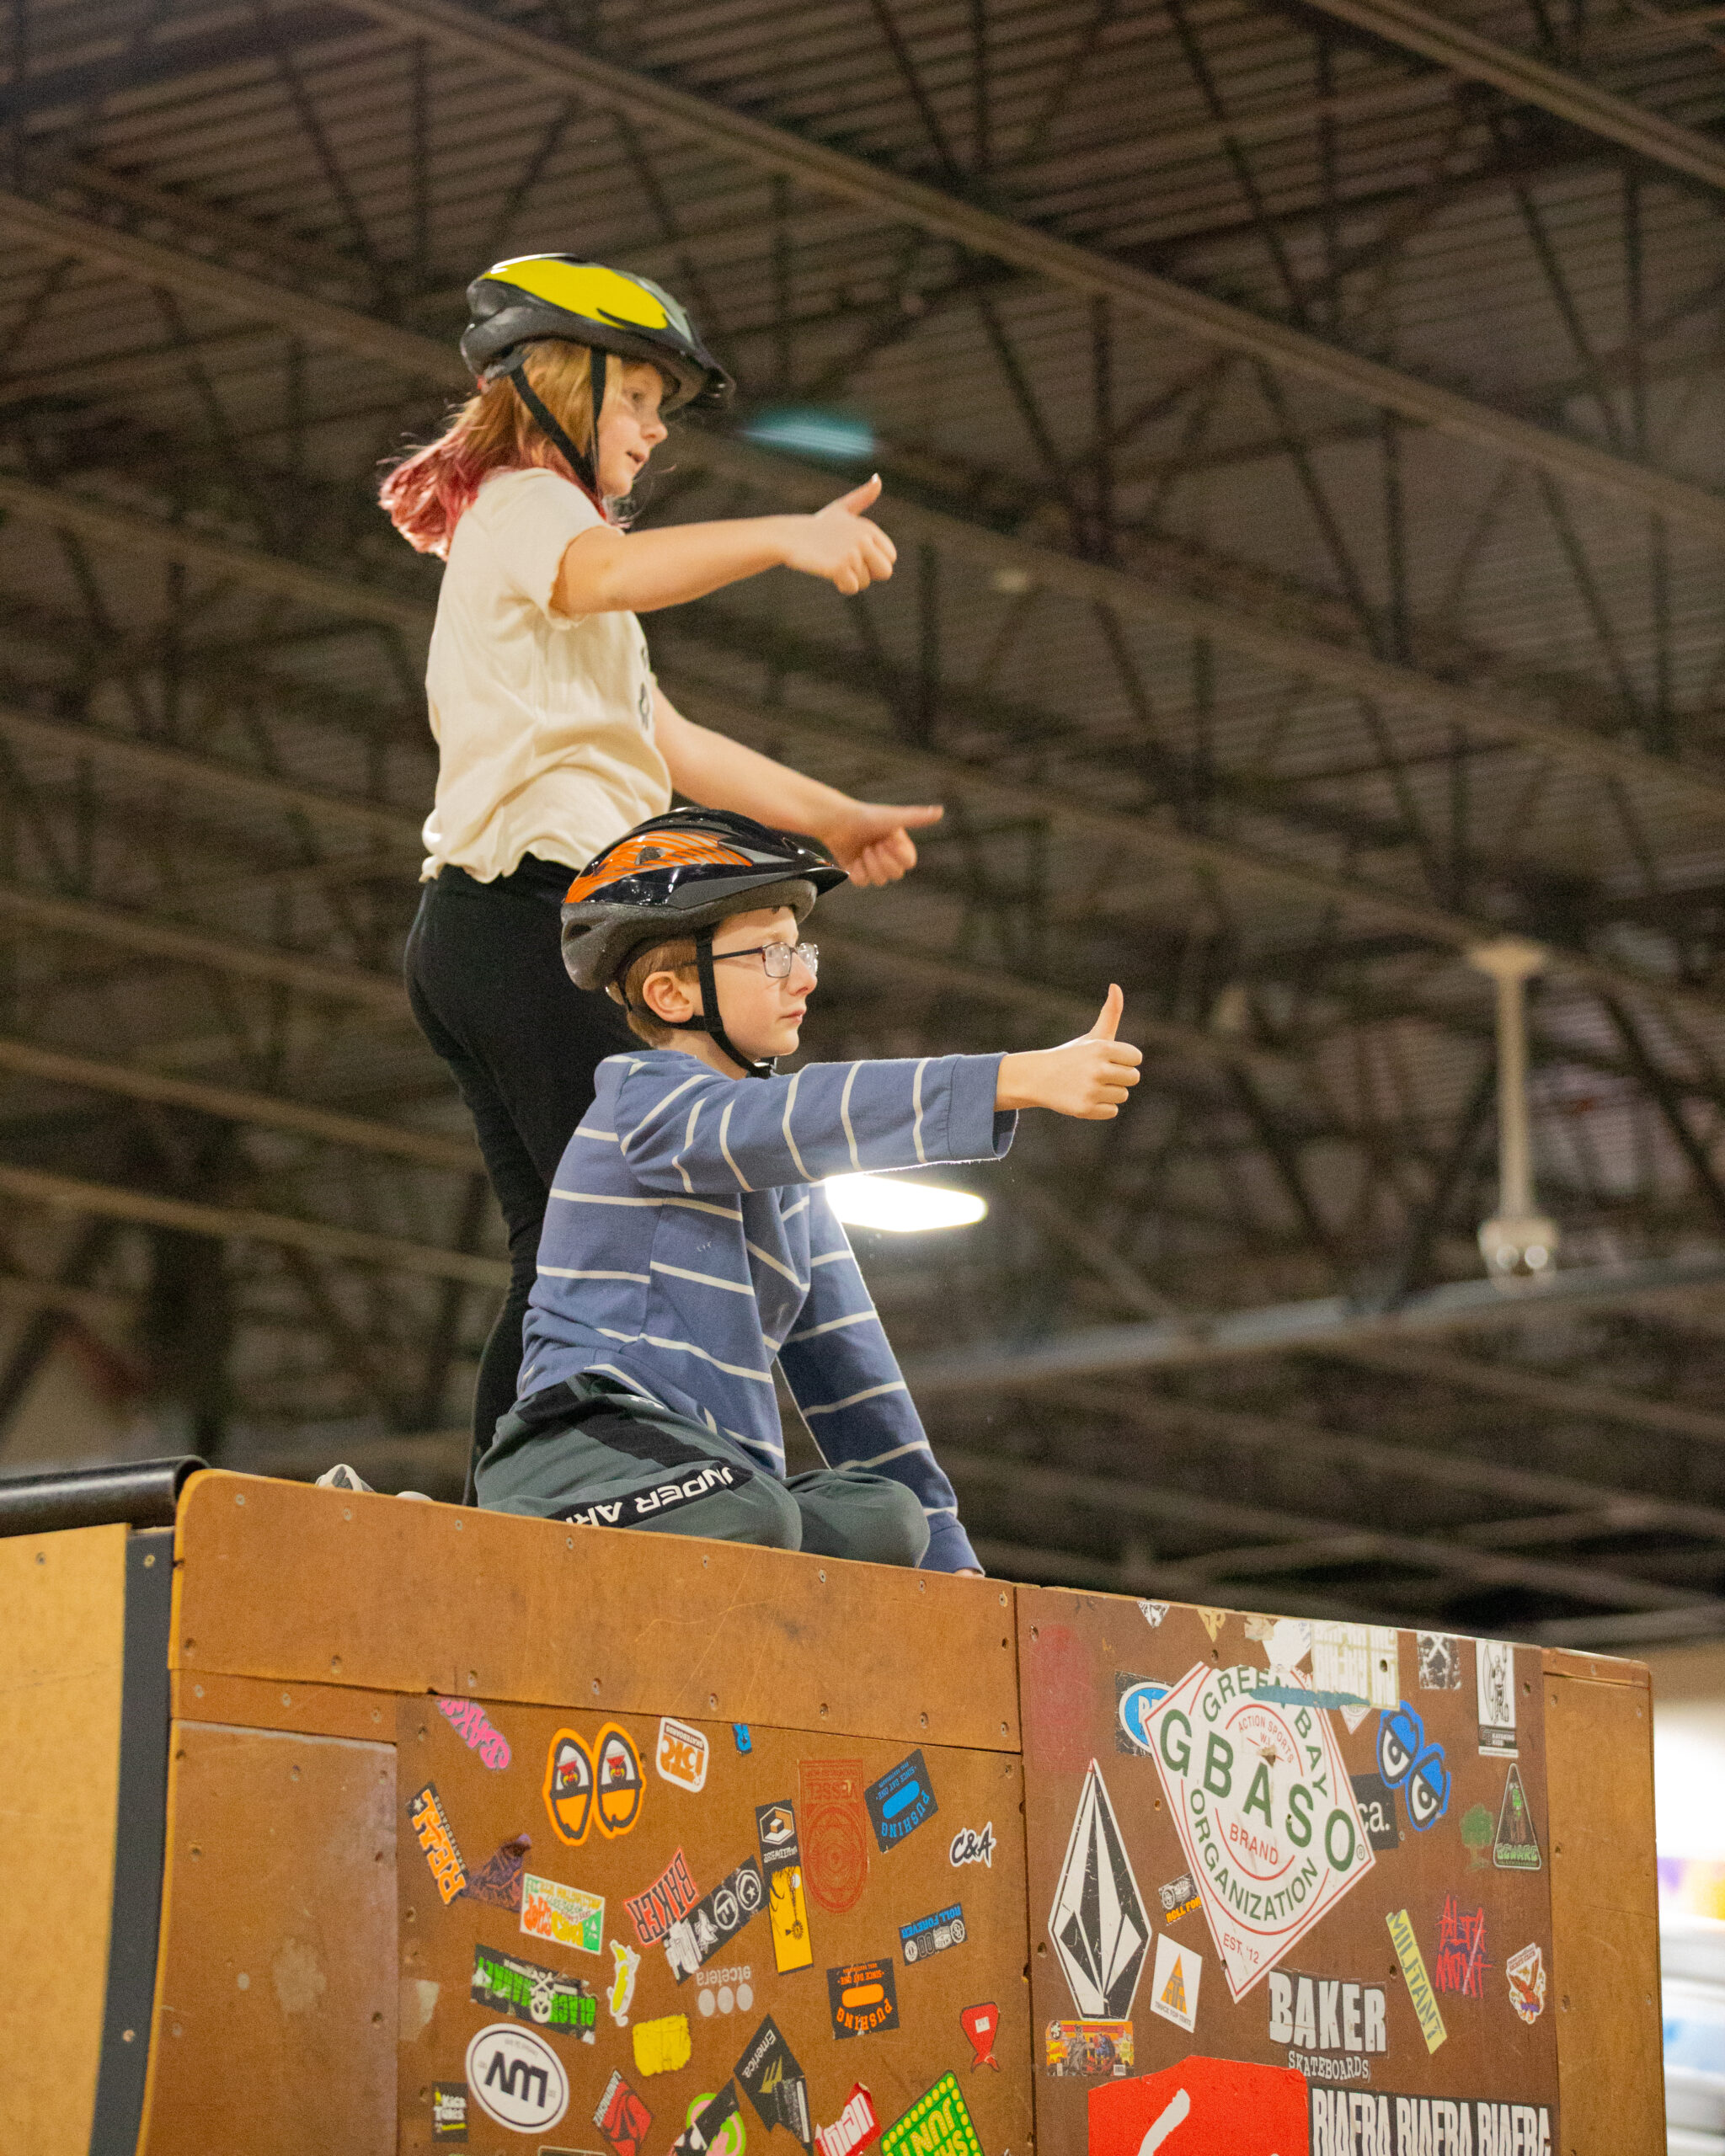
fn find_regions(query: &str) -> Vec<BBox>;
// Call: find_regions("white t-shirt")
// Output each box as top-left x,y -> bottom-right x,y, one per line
421,466 -> 672,882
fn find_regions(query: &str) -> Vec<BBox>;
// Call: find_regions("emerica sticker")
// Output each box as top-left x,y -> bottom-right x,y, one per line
900,1903 -> 965,1963
409,1783 -> 467,1903
864,1750 -> 937,1851
827,1959 -> 900,2038
879,2075 -> 982,2156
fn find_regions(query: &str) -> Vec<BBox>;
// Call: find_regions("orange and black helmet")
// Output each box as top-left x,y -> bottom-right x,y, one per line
561,808 -> 846,995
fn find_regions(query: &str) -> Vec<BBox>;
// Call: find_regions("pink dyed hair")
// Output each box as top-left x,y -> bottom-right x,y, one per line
379,340 -> 605,558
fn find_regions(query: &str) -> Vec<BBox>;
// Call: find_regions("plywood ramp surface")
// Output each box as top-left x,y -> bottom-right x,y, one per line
174,1472 -> 1019,1750
0,1524 -> 129,2156
139,1720 -> 398,2155
393,1697 -> 1031,2155
1543,1657 -> 1664,2156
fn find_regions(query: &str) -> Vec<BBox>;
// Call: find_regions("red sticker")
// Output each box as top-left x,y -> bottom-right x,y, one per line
959,2003 -> 1000,2072
1089,2055 -> 1310,2156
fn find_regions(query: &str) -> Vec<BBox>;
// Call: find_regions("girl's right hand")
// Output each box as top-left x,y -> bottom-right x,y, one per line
780,476 -> 898,595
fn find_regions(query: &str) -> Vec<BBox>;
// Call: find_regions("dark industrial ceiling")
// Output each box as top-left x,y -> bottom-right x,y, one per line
2,0 -> 1723,1644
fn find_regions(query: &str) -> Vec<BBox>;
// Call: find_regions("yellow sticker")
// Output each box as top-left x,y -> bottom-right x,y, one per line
1386,1908 -> 1448,2053
633,2012 -> 692,2078
768,1865 -> 814,1974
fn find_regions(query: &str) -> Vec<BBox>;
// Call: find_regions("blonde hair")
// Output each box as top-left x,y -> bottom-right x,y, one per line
381,341 -> 642,557
618,937 -> 698,1045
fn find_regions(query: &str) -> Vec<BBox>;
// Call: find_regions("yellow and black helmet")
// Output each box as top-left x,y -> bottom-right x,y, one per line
461,255 -> 732,413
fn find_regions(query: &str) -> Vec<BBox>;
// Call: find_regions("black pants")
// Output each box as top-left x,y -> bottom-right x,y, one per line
404,857 -> 636,1493
478,1376 -> 930,1566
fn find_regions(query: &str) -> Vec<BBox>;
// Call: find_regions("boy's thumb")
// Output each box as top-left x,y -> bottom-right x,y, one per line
1090,984 -> 1123,1040
830,473 -> 882,515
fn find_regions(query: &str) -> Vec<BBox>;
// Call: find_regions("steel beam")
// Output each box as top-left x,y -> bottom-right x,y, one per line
1323,1338 -> 1725,1449
0,702 -> 428,848
668,435 -> 1725,819
0,1034 -> 475,1169
0,470 -> 435,633
0,1160 -> 508,1288
306,0 -> 1725,542
0,877 -> 411,1015
1071,1388 -> 1725,1540
8,467 -> 1725,1051
937,1446 -> 1705,1610
7,198 -> 1725,825
1291,0 -> 1725,192
901,1246 -> 1725,1392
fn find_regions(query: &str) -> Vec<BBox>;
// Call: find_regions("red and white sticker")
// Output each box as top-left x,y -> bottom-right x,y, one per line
1140,1663 -> 1375,2004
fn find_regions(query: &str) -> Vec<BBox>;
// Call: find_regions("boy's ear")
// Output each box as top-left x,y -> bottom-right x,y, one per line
641,965 -> 698,1024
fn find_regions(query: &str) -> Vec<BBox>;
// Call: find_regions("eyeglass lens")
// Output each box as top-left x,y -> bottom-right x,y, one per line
764,942 -> 818,979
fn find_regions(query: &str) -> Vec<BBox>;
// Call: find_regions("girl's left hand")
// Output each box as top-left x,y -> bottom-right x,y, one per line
827,802 -> 944,886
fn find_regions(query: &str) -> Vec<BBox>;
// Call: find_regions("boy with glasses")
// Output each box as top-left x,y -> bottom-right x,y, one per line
475,809 -> 1142,1571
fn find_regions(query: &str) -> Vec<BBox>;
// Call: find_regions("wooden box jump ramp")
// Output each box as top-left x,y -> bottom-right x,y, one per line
2,1464 -> 1664,2156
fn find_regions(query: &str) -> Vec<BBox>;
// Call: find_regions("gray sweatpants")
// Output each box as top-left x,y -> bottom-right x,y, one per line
476,1374 -> 931,1568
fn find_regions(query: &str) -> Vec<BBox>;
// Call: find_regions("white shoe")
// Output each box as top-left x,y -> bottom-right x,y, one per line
315,1462 -> 373,1494
398,1490 -> 433,1502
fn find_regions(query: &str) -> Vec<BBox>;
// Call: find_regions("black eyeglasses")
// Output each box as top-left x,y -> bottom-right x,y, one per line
708,940 -> 819,981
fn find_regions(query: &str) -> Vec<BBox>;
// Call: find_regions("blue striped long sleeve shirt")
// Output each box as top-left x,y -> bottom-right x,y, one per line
519,1046 -> 1016,1572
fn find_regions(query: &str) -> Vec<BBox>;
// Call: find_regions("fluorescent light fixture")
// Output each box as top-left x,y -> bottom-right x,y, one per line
824,1173 -> 987,1233
742,406 -> 876,464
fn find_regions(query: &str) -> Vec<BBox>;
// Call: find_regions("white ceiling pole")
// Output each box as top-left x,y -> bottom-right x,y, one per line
1469,937 -> 1559,1281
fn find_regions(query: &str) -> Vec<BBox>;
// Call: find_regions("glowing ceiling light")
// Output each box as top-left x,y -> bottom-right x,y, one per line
824,1174 -> 987,1233
742,407 -> 876,464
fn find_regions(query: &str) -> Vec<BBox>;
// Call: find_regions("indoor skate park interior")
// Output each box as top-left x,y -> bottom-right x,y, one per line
1,0 -> 1722,2148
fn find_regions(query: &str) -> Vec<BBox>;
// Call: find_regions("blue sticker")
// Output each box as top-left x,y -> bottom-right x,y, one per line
1114,1675 -> 1170,1754
1376,1700 -> 1452,1832
733,1724 -> 752,1753
899,1903 -> 966,1963
863,1748 -> 937,1851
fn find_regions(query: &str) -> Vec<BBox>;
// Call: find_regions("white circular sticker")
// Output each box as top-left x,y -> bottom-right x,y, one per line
466,2022 -> 569,2133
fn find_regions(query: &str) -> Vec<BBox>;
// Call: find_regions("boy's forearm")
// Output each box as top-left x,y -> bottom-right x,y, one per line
556,516 -> 798,616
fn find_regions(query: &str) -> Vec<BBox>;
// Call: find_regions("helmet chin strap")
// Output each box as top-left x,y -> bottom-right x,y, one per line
504,346 -> 607,501
649,927 -> 777,1080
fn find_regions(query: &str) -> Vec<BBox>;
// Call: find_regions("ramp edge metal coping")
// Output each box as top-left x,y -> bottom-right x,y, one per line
0,1453 -> 207,1537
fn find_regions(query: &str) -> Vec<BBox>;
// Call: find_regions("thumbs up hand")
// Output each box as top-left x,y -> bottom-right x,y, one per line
779,475 -> 898,594
995,985 -> 1144,1119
